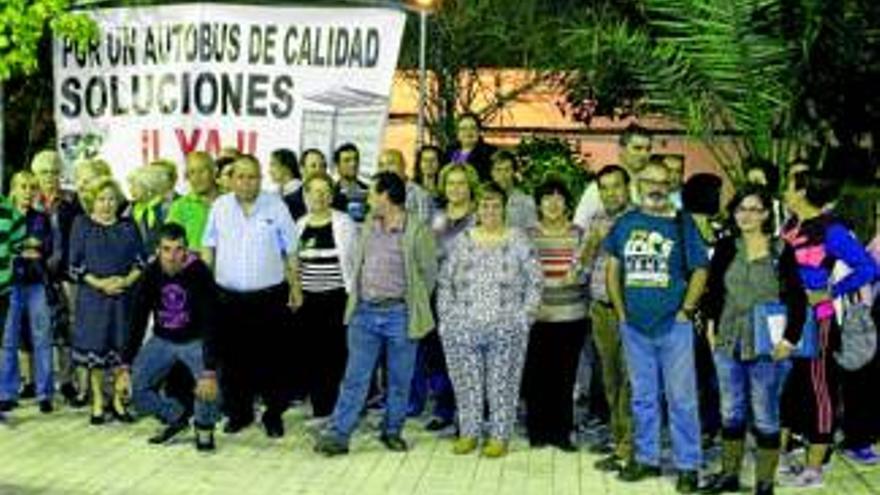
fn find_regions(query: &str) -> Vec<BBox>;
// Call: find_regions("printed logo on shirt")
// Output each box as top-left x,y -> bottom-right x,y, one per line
159,283 -> 190,330
622,229 -> 674,288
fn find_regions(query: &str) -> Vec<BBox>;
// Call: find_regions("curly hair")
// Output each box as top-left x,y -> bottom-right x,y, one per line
82,176 -> 124,214
438,162 -> 480,203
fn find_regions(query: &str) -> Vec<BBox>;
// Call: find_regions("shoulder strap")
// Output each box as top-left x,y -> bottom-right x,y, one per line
676,211 -> 690,270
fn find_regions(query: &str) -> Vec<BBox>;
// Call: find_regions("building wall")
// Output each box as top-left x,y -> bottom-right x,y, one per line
381,69 -> 739,196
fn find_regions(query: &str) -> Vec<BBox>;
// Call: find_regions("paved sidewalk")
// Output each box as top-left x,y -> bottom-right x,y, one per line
0,403 -> 878,495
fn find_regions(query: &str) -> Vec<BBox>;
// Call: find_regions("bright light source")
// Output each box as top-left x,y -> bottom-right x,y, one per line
413,0 -> 436,9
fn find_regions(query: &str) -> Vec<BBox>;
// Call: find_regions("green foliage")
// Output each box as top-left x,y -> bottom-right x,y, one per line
555,0 -> 880,182
836,182 -> 880,244
515,136 -> 589,202
397,0 -> 585,148
0,0 -> 98,81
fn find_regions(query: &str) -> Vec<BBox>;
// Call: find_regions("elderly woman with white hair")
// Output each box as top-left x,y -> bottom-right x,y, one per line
29,150 -> 82,405
126,166 -> 168,252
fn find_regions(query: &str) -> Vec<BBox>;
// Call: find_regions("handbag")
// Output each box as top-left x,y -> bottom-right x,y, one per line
752,302 -> 819,358
834,299 -> 877,371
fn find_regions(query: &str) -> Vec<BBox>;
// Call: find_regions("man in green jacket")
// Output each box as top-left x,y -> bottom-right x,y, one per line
315,172 -> 437,456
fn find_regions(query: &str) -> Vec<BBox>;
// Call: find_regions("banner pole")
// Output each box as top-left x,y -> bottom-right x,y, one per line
417,9 -> 427,150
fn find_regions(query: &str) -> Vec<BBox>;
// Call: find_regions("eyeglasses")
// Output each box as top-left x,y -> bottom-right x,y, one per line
639,178 -> 669,187
735,206 -> 766,214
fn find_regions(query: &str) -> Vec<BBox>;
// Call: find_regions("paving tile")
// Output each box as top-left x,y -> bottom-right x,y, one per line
0,403 -> 878,494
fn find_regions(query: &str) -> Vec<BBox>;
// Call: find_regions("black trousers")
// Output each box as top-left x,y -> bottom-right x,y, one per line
217,284 -> 291,423
694,325 -> 721,438
523,319 -> 587,443
840,347 -> 880,448
781,319 -> 838,445
298,288 -> 348,418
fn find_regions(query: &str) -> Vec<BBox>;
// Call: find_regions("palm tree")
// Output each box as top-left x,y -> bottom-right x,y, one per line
557,0 -> 879,183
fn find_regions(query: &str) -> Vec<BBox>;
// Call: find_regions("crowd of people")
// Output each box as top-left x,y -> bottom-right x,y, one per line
1,116 -> 879,495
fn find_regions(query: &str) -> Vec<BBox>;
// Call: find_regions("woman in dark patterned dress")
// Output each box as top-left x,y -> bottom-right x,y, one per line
69,177 -> 146,425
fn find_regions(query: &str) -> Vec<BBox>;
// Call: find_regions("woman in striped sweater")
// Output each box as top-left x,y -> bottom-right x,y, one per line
522,178 -> 589,451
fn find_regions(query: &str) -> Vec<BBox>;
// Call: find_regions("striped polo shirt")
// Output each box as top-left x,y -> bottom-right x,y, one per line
0,198 -> 26,295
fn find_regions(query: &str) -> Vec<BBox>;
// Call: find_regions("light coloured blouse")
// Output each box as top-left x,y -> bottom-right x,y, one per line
437,228 -> 543,331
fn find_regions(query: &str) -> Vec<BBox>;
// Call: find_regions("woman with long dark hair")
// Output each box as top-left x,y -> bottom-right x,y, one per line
702,186 -> 806,495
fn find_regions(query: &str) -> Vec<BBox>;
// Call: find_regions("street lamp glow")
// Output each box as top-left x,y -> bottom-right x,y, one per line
413,0 -> 436,9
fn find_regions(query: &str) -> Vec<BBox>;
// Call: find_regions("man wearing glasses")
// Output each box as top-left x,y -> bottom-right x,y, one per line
604,162 -> 709,494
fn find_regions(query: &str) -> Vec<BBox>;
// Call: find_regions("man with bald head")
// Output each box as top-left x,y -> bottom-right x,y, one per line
201,155 -> 300,439
167,152 -> 220,251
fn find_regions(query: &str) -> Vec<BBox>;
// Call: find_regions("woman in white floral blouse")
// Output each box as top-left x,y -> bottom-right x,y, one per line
438,182 -> 543,458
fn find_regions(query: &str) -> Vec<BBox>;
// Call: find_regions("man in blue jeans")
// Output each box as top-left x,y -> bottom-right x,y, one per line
118,223 -> 220,451
605,162 -> 708,493
315,172 -> 437,456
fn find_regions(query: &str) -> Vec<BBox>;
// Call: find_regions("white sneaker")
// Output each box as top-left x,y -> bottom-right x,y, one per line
777,451 -> 804,478
782,467 -> 824,488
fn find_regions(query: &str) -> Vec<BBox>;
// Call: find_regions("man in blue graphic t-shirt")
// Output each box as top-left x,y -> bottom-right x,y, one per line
604,162 -> 708,493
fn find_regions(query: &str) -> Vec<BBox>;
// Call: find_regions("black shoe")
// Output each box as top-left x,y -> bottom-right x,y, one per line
68,394 -> 88,409
619,461 -> 662,482
676,470 -> 699,494
38,400 -> 54,414
0,400 -> 18,412
754,481 -> 774,495
262,415 -> 284,439
110,406 -> 135,423
554,439 -> 579,453
379,434 -> 409,452
594,454 -> 623,472
195,429 -> 216,452
530,438 -> 550,448
149,418 -> 190,445
20,383 -> 36,399
223,417 -> 253,434
314,434 -> 349,456
90,413 -> 106,426
699,473 -> 739,494
60,383 -> 78,403
425,417 -> 453,432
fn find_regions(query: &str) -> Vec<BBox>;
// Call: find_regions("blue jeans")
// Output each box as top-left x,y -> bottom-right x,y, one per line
621,321 -> 701,470
409,331 -> 455,421
132,337 -> 219,428
1,284 -> 53,401
713,351 -> 790,437
329,301 -> 417,443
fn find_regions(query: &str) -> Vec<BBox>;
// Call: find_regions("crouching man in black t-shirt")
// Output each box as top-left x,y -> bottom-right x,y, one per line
118,222 -> 220,451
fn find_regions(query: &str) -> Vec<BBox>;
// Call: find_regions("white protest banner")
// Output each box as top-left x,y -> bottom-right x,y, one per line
53,4 -> 405,189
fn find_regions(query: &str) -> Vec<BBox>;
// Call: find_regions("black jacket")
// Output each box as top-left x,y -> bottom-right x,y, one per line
125,256 -> 218,370
703,236 -> 808,345
444,140 -> 497,182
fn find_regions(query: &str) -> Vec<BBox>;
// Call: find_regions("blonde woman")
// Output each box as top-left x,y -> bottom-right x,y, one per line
69,177 -> 146,424
410,162 -> 479,430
